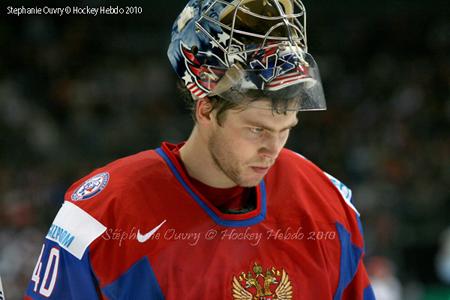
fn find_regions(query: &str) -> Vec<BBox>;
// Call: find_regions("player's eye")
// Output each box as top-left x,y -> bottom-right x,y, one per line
249,127 -> 264,134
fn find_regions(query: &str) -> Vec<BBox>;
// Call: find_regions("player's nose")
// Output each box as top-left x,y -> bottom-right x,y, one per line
258,135 -> 284,160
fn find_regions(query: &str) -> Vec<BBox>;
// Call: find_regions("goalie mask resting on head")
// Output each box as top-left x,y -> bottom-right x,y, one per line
167,0 -> 327,111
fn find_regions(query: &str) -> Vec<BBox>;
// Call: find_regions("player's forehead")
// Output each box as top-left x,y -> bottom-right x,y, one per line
229,99 -> 299,129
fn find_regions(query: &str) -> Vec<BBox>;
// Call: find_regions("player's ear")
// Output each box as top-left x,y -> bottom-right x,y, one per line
195,97 -> 215,124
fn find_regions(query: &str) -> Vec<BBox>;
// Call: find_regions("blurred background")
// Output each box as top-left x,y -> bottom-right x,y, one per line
0,0 -> 448,299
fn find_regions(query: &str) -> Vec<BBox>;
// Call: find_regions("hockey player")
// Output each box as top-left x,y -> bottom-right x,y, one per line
25,0 -> 375,299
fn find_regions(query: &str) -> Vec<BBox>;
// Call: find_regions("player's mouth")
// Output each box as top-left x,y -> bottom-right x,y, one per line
250,166 -> 271,175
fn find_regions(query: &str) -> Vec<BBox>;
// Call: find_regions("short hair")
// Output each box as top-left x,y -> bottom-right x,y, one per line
178,81 -> 299,126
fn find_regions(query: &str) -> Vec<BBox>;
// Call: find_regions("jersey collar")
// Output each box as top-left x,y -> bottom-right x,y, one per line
156,142 -> 266,227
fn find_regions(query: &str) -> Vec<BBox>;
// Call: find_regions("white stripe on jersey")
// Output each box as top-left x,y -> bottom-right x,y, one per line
46,201 -> 107,260
324,172 -> 360,216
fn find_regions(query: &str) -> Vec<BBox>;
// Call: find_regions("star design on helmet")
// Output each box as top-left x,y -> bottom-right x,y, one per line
217,32 -> 230,45
210,39 -> 219,49
182,71 -> 193,85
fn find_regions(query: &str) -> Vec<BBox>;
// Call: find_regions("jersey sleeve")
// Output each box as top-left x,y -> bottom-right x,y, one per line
24,201 -> 107,299
325,173 -> 376,300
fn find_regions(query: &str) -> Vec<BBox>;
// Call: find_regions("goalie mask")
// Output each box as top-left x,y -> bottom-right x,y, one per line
167,0 -> 326,111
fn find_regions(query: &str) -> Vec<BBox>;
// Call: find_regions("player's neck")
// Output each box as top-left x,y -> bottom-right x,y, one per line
180,128 -> 237,189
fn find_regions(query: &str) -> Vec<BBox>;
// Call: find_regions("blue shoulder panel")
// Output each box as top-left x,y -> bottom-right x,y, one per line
364,286 -> 376,300
333,222 -> 364,300
102,257 -> 165,300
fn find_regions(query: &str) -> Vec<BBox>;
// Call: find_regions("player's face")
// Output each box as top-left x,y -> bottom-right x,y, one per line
208,99 -> 298,187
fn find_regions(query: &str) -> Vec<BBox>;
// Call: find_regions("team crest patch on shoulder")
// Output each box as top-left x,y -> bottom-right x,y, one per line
71,172 -> 109,201
232,262 -> 293,299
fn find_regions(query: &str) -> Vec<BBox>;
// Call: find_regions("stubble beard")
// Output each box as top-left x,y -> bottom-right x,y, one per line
208,134 -> 261,187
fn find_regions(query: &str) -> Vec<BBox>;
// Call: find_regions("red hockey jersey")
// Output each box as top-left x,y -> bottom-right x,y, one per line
25,142 -> 375,299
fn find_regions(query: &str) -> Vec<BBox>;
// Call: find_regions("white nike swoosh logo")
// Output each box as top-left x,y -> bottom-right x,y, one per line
137,220 -> 166,243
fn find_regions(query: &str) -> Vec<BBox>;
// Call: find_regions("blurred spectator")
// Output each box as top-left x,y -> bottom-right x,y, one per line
436,228 -> 450,284
367,256 -> 403,300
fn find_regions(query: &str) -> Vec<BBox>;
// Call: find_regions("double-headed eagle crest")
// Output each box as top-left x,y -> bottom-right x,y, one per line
232,262 -> 293,299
